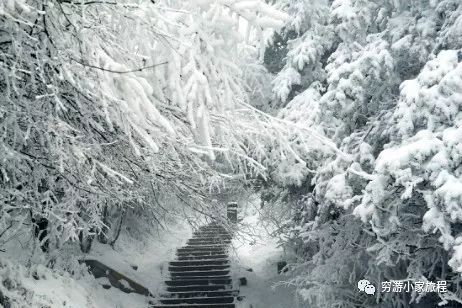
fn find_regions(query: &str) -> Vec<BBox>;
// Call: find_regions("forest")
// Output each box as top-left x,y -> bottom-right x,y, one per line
1,0 -> 462,307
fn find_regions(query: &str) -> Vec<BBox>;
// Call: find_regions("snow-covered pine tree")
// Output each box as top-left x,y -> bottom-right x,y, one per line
258,0 -> 462,306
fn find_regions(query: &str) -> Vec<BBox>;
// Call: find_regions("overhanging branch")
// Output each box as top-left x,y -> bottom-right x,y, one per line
71,58 -> 168,74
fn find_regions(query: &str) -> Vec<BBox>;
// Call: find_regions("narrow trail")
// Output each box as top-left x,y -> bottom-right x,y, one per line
152,222 -> 238,308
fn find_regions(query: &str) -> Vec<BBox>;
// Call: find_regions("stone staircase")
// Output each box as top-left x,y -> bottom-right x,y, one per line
152,222 -> 237,308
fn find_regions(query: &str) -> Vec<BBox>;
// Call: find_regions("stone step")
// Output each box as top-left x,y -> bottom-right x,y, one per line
170,270 -> 230,277
192,232 -> 232,236
191,234 -> 232,244
169,264 -> 229,272
194,228 -> 230,233
176,250 -> 227,257
190,237 -> 231,242
196,231 -> 229,235
190,237 -> 227,241
166,285 -> 229,293
165,278 -> 232,286
159,296 -> 235,305
194,229 -> 230,234
185,240 -> 230,247
198,232 -> 228,236
189,236 -> 231,240
187,239 -> 231,245
177,247 -> 227,254
152,304 -> 235,308
198,226 -> 227,230
161,290 -> 238,298
169,259 -> 229,267
170,275 -> 230,282
158,222 -> 235,308
180,245 -> 228,250
176,254 -> 228,261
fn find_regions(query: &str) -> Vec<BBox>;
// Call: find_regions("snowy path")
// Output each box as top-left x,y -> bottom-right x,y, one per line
152,222 -> 238,307
231,206 -> 300,308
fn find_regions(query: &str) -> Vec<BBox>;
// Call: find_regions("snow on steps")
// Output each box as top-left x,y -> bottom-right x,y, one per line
151,223 -> 238,308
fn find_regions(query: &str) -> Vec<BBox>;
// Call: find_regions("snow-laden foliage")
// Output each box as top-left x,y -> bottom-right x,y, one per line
0,257 -> 95,307
2,0 -> 462,306
0,0 -> 292,256
260,0 -> 462,307
357,50 -> 462,269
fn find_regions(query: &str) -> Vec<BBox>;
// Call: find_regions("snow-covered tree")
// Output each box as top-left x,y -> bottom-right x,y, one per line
0,0 -> 290,254
258,0 -> 462,307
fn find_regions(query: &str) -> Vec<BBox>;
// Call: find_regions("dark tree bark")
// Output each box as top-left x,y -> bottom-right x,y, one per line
79,228 -> 95,253
32,216 -> 49,252
109,209 -> 126,248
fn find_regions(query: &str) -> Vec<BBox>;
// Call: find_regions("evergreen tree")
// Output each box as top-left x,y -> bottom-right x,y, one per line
261,0 -> 462,306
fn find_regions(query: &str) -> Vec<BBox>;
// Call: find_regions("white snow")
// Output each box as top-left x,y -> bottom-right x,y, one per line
0,220 -> 192,307
87,220 -> 192,295
375,130 -> 443,173
324,173 -> 353,208
230,200 -> 300,308
272,67 -> 301,103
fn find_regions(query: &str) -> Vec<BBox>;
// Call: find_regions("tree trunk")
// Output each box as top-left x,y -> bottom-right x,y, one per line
98,205 -> 110,244
109,209 -> 126,248
79,228 -> 95,253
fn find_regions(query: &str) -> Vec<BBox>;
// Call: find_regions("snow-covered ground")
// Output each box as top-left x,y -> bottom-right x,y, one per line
87,220 -> 192,295
1,201 -> 302,308
0,219 -> 192,308
230,201 -> 300,308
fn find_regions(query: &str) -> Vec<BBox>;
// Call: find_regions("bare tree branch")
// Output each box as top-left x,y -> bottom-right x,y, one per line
71,58 -> 168,74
